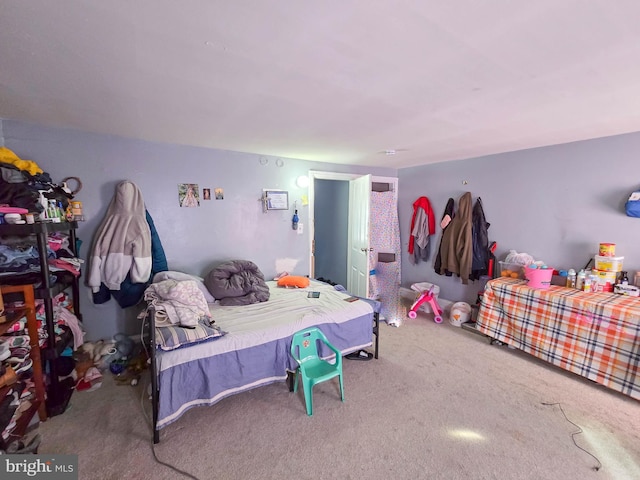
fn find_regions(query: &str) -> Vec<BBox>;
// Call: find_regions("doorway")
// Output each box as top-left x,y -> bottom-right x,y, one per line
308,171 -> 399,307
313,178 -> 349,287
308,171 -> 368,297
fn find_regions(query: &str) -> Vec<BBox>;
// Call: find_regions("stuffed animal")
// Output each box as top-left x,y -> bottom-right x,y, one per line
82,334 -> 140,375
80,340 -> 117,370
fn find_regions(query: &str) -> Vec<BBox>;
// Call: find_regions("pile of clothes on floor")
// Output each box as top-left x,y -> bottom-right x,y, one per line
77,334 -> 148,390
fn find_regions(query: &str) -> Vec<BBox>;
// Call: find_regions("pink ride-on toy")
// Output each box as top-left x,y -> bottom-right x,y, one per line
408,285 -> 444,323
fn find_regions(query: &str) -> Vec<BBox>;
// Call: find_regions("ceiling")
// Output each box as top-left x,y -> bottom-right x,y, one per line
2,1 -> 640,169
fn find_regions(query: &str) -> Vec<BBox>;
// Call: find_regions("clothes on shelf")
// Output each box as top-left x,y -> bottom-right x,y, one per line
0,232 -> 82,283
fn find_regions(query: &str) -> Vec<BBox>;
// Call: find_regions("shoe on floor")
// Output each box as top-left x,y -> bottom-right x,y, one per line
0,335 -> 30,348
6,432 -> 41,454
5,346 -> 30,364
345,350 -> 373,361
0,347 -> 9,362
5,317 -> 26,334
14,358 -> 33,375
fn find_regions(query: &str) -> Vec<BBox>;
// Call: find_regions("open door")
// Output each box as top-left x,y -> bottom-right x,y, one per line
310,172 -> 399,321
308,171 -> 373,298
347,174 -> 371,298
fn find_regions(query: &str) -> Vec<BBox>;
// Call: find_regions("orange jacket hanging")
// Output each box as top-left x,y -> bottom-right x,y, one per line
408,196 -> 435,258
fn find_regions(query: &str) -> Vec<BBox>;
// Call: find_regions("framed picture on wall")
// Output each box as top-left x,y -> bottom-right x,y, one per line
264,189 -> 288,210
178,183 -> 200,207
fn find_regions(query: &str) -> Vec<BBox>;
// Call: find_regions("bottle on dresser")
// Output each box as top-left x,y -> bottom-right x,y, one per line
617,271 -> 629,286
576,269 -> 586,290
589,271 -> 599,292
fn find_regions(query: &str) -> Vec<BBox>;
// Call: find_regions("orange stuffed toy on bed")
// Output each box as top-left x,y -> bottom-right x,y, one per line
276,275 -> 310,288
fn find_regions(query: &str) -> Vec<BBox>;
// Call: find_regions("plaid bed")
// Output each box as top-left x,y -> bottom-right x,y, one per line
477,277 -> 640,400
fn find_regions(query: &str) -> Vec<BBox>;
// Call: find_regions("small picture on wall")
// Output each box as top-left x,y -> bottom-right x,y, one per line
214,188 -> 224,200
203,188 -> 211,200
178,183 -> 200,207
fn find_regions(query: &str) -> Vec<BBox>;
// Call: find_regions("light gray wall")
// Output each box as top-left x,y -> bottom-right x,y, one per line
313,179 -> 349,286
1,119 -> 395,341
399,132 -> 640,306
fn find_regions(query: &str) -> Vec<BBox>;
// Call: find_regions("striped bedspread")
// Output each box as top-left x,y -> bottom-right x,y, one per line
477,277 -> 640,400
155,280 -> 374,428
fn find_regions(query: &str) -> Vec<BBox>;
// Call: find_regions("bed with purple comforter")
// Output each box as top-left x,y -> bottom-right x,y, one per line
149,280 -> 374,442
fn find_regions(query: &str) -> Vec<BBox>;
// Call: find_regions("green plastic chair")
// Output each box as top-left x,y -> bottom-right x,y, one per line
290,327 -> 344,416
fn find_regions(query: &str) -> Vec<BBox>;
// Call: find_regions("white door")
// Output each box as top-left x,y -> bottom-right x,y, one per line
347,174 -> 371,297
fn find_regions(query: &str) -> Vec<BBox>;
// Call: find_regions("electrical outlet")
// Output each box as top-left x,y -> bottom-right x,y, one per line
297,223 -> 303,234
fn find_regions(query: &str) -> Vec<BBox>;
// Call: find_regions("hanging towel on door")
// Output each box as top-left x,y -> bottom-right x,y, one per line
408,196 -> 435,264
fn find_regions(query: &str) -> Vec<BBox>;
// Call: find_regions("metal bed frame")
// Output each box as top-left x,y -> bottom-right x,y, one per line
145,305 -> 380,444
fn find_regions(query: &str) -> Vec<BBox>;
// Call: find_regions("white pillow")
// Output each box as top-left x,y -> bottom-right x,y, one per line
152,271 -> 215,303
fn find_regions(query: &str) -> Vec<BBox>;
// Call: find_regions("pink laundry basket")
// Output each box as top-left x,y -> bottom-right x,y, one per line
525,266 -> 554,289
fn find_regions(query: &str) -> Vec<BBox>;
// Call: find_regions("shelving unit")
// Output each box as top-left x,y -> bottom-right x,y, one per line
0,284 -> 46,449
0,221 -> 81,417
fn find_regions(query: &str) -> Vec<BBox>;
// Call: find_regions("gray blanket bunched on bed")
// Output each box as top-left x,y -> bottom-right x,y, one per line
204,260 -> 270,306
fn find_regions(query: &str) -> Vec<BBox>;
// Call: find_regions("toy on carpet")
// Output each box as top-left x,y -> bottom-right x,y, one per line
408,283 -> 443,323
113,350 -> 148,386
79,333 -> 147,386
80,340 -> 117,369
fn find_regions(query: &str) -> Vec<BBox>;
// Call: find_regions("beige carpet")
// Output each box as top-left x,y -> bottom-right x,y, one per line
39,312 -> 640,480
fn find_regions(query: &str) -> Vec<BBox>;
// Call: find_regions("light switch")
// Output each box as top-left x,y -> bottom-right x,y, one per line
297,223 -> 303,235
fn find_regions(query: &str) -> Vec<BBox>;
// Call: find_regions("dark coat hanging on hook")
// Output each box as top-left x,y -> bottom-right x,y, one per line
438,192 -> 473,284
470,197 -> 490,281
434,197 -> 455,276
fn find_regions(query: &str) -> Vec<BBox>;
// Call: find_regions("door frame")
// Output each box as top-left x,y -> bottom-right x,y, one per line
308,170 -> 363,279
308,171 -> 399,281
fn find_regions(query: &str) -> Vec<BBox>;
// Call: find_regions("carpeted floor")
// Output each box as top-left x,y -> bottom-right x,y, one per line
39,311 -> 640,480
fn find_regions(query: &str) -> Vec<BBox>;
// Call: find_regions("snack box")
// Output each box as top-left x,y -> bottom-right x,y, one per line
614,284 -> 639,297
499,261 -> 525,279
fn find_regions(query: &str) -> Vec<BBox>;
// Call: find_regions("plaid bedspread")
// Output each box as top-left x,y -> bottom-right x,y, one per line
477,277 -> 640,400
